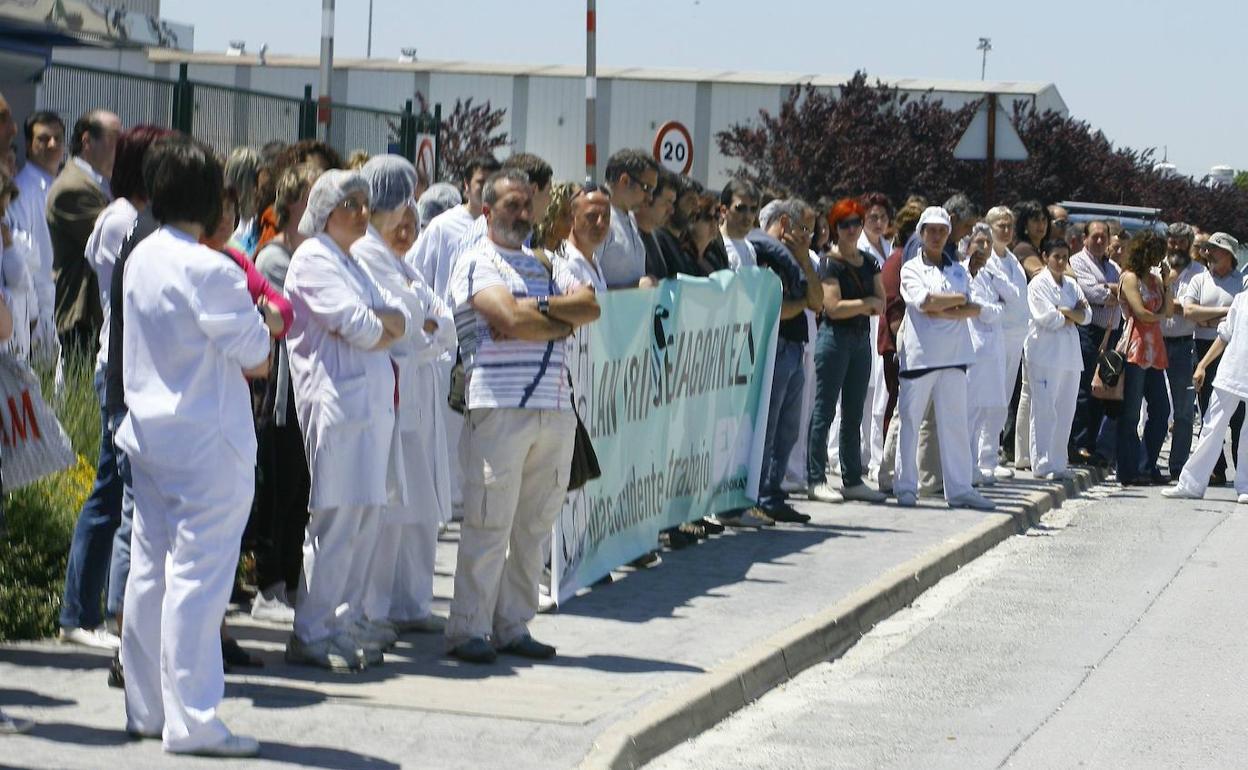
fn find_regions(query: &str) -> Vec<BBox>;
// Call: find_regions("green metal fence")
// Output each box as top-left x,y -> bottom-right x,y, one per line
35,62 -> 436,171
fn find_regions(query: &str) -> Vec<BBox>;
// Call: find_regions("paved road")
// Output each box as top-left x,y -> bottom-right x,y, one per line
652,482 -> 1248,769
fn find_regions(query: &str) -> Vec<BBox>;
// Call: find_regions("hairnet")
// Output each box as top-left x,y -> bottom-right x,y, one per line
417,182 -> 463,227
360,154 -> 419,213
298,169 -> 370,236
917,206 -> 952,233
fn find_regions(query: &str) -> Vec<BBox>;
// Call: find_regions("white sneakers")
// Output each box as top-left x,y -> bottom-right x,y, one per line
972,471 -> 996,487
993,466 -> 1015,480
1161,487 -> 1201,500
250,585 -> 296,624
176,733 -> 261,758
948,490 -> 997,511
808,483 -> 844,503
1238,494 -> 1248,504
59,626 -> 120,650
842,483 -> 888,503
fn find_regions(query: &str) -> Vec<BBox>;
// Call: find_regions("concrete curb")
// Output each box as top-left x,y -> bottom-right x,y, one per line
579,467 -> 1106,769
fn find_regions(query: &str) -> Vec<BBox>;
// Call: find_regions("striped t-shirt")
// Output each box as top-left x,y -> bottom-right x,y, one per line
450,241 -> 577,410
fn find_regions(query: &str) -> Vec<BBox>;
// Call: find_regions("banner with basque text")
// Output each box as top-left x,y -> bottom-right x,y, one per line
552,267 -> 781,603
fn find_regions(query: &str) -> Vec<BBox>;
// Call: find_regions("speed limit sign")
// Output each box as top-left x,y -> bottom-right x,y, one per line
653,120 -> 693,175
415,134 -> 436,184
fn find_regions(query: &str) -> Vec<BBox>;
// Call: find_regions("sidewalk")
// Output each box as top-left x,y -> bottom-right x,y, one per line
0,470 -> 1102,770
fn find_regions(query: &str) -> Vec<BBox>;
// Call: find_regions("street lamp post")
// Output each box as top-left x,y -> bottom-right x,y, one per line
977,37 -> 992,80
585,0 -> 597,183
367,0 -> 374,58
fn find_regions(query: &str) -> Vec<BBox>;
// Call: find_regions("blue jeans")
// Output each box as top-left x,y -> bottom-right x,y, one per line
1074,323 -> 1121,456
807,324 -> 871,489
106,409 -> 133,617
59,371 -> 123,629
758,338 -> 806,509
1155,336 -> 1195,476
1117,362 -> 1169,483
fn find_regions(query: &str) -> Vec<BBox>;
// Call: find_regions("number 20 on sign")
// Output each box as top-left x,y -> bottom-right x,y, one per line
653,120 -> 693,175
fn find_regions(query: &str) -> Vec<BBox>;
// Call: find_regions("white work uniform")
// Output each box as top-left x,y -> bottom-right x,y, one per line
84,197 -> 139,373
988,250 -> 1030,462
405,204 -> 476,516
285,232 -> 411,644
114,226 -> 270,752
967,262 -> 1018,475
11,163 -> 56,351
354,226 -> 456,624
858,232 -> 893,473
0,213 -> 35,359
1024,270 -> 1090,477
896,252 -> 976,502
1176,292 -> 1248,496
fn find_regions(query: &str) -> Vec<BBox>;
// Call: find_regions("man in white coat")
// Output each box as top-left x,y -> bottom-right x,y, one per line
446,169 -> 600,664
114,137 -> 269,757
9,109 -> 61,360
285,170 -> 412,671
355,156 -> 457,634
895,207 -> 995,511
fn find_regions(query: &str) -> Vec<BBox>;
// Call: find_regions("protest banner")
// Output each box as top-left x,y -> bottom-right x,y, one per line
552,268 -> 781,603
0,355 -> 76,490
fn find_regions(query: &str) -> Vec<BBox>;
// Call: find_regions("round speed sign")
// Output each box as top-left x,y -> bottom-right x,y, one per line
653,120 -> 693,175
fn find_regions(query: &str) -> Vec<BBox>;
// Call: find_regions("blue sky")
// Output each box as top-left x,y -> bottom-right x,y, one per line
164,0 -> 1240,178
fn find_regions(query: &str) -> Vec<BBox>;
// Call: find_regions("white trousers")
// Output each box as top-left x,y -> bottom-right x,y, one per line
969,406 -> 998,474
295,504 -> 382,642
1015,354 -> 1033,468
896,368 -> 972,501
868,361 -> 890,473
447,407 -> 575,647
1177,387 -> 1248,496
121,456 -> 252,752
364,516 -> 439,623
1027,364 -> 1080,477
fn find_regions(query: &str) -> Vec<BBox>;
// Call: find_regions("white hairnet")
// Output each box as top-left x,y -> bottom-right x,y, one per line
417,182 -> 463,227
360,154 -> 419,213
917,206 -> 952,233
298,169 -> 370,236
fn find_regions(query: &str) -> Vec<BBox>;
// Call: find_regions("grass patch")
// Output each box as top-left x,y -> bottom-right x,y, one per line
0,350 -> 98,641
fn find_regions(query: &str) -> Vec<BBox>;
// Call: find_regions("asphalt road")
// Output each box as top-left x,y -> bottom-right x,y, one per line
651,481 -> 1248,770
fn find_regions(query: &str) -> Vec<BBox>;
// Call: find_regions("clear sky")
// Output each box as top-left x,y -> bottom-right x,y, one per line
163,0 -> 1241,178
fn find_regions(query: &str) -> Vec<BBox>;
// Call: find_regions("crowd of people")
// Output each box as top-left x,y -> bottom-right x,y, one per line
0,87 -> 1245,757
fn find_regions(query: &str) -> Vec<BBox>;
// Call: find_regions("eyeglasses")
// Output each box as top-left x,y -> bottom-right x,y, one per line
631,177 -> 655,195
789,222 -> 812,235
836,218 -> 863,230
337,196 -> 368,213
732,203 -> 758,214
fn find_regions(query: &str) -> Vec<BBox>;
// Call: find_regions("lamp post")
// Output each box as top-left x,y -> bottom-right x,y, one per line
367,0 -> 374,58
585,0 -> 597,183
977,37 -> 992,80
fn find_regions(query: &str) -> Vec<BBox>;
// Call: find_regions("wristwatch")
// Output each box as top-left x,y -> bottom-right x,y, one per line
536,296 -> 551,316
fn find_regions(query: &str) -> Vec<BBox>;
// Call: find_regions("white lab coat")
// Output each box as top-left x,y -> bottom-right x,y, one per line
114,226 -> 270,752
405,204 -> 476,303
0,217 -> 35,360
1024,269 -> 1091,477
11,163 -> 56,347
898,253 -> 975,373
857,232 -> 893,474
286,232 -> 412,511
966,263 -> 1015,474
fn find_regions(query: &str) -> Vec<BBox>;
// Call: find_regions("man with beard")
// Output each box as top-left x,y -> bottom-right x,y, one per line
445,169 -> 600,664
1144,222 -> 1204,480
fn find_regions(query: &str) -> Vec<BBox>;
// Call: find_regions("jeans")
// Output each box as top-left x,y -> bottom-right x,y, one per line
105,409 -> 133,617
59,370 -> 123,629
1156,335 -> 1195,475
759,338 -> 806,509
1074,323 -> 1122,456
1117,362 -> 1168,483
1196,337 -> 1245,477
807,324 -> 871,489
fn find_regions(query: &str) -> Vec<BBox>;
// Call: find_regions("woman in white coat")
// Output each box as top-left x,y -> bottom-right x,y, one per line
896,207 -> 995,511
354,155 -> 456,634
984,206 -> 1031,476
284,170 -> 412,671
965,222 -> 1020,485
1025,239 -> 1091,479
114,137 -> 270,757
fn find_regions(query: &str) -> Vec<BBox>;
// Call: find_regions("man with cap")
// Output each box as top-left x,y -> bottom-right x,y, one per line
1165,232 -> 1248,503
284,169 -> 412,671
895,206 -> 996,511
1144,222 -> 1205,480
1181,232 -> 1246,485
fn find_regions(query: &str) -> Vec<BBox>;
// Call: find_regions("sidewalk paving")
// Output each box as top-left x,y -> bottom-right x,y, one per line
0,470 -> 1102,770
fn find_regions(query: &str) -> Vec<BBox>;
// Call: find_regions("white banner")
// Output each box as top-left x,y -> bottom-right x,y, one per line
0,355 -> 76,489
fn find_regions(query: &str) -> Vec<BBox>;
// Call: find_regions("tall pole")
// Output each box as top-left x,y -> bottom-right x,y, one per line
977,37 -> 992,81
367,0 -> 373,58
985,93 -> 997,205
318,0 -> 334,141
585,0 -> 597,183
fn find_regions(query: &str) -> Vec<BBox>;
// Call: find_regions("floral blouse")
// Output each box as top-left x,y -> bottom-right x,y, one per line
1124,272 -> 1169,370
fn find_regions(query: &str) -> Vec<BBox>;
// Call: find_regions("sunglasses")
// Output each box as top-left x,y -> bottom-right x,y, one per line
731,202 -> 758,214
836,218 -> 863,230
631,177 -> 655,195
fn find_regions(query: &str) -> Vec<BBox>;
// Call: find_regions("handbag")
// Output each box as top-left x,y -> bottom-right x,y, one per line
568,405 -> 601,491
1092,316 -> 1131,401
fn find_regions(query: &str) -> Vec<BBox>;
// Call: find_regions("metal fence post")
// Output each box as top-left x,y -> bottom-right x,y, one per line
433,102 -> 442,182
170,63 -> 194,134
399,98 -> 416,162
298,85 -> 317,141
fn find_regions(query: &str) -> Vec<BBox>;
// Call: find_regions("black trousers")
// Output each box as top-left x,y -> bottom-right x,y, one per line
249,394 -> 311,593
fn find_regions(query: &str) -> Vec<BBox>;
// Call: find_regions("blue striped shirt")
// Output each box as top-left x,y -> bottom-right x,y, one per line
450,241 -> 576,411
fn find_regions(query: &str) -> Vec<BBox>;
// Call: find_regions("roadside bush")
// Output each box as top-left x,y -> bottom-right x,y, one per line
0,350 -> 98,641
